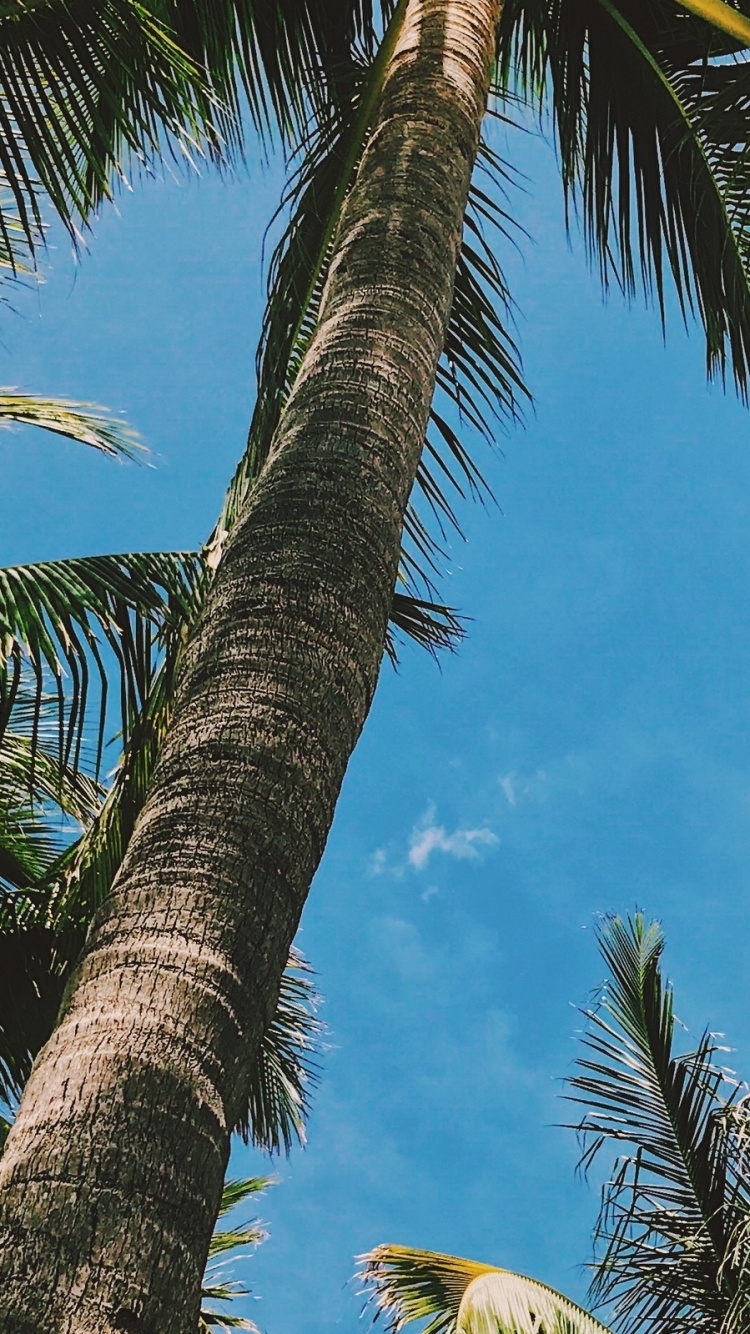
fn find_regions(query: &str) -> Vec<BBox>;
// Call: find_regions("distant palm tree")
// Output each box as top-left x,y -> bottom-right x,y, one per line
360,1244 -> 611,1334
361,914 -> 750,1334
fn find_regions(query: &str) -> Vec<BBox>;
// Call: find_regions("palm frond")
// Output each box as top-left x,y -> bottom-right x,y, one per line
359,1245 -> 611,1334
199,1176 -> 272,1333
0,687 -> 103,893
239,946 -> 322,1153
499,0 -> 750,395
566,913 -> 750,1333
0,549 -> 205,774
154,0 -> 391,148
0,392 -> 140,457
0,0 -> 230,258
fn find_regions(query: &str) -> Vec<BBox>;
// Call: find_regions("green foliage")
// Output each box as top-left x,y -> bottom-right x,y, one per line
498,0 -> 750,395
0,549 -> 205,775
0,0 -> 222,263
199,1176 -> 273,1332
567,913 -> 750,1333
0,0 -> 388,267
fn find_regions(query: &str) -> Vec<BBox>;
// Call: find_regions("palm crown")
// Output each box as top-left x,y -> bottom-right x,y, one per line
359,914 -> 750,1334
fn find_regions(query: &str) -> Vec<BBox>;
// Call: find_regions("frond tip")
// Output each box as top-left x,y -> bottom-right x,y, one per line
358,1245 -> 612,1334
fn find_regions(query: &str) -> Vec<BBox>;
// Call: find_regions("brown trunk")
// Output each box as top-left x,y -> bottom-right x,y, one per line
0,2 -> 499,1328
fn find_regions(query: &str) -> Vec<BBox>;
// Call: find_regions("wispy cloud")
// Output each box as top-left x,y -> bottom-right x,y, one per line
408,808 -> 498,870
499,769 -> 547,807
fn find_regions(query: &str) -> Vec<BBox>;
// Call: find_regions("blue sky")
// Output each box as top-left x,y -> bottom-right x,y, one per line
4,112 -> 750,1332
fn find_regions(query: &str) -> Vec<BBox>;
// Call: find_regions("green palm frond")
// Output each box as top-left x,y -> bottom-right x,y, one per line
240,947 -> 321,1153
0,549 -> 205,773
199,1176 -> 272,1333
360,1245 -> 499,1334
567,913 -> 750,1333
152,0 -> 391,147
359,1245 -> 612,1334
0,0 -> 229,258
0,393 -> 141,457
499,0 -> 750,395
0,687 -> 102,891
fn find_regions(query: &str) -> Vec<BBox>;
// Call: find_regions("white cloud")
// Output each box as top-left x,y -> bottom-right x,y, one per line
500,773 -> 517,806
408,811 -> 498,870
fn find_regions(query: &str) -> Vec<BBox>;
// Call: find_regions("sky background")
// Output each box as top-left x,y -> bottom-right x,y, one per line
3,106 -> 750,1332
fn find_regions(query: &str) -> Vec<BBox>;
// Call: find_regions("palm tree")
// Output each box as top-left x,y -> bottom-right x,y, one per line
359,913 -> 750,1334
6,1 -> 750,1329
566,913 -> 750,1332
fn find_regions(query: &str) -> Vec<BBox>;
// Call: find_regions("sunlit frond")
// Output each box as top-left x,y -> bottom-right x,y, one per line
0,392 -> 140,456
359,1245 -> 611,1334
199,1176 -> 273,1333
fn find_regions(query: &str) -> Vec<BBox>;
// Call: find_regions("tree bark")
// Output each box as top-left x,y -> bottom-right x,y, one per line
0,2 -> 500,1328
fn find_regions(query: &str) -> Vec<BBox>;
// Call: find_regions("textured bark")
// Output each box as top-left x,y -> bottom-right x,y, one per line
0,2 -> 499,1329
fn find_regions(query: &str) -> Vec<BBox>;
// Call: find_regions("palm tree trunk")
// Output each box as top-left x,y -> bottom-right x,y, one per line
0,2 -> 499,1328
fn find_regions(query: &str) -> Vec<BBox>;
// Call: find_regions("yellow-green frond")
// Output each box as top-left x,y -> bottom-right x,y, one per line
457,1270 -> 612,1334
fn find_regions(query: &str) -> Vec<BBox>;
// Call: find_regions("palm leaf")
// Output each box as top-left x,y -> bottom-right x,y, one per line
0,0 -> 228,259
239,947 -> 321,1153
359,1245 -> 612,1334
0,392 -> 140,456
199,1176 -> 272,1333
0,687 -> 102,891
498,0 -> 750,394
0,0 -> 391,262
0,549 -> 205,773
566,913 -> 750,1333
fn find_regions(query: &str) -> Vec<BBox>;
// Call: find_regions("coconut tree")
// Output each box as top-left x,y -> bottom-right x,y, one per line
566,913 -> 750,1332
359,913 -> 750,1334
7,0 -> 750,1329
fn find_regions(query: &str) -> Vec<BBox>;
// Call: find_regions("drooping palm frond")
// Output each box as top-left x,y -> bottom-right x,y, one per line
0,392 -> 141,456
202,1175 -> 274,1330
359,1244 -> 612,1334
0,549 -> 205,772
566,913 -> 750,1334
0,0 -> 394,267
498,0 -> 750,395
0,699 -> 101,892
0,0 -> 229,260
240,947 -> 321,1154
